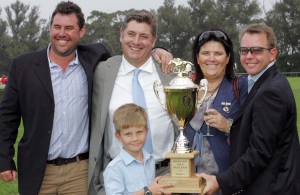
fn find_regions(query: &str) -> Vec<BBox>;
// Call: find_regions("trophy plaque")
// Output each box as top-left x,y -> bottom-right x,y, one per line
153,58 -> 208,193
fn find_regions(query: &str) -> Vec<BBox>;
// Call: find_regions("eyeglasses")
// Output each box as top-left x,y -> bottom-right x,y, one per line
198,31 -> 228,42
238,47 -> 273,55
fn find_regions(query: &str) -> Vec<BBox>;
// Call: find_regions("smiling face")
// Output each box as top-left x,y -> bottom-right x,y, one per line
240,32 -> 277,76
50,13 -> 85,59
120,20 -> 157,67
115,126 -> 148,157
196,41 -> 229,80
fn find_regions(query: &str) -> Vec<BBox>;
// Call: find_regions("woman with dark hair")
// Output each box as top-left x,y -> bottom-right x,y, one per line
184,29 -> 247,185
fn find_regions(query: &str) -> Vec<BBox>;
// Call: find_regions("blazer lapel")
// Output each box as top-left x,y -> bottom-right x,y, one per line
104,60 -> 120,101
234,65 -> 278,122
101,56 -> 122,126
33,49 -> 54,102
153,58 -> 175,85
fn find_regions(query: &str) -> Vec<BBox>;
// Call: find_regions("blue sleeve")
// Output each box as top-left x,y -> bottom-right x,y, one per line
103,165 -> 126,195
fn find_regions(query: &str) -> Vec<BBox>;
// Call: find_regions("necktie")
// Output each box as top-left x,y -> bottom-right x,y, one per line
132,69 -> 153,153
248,78 -> 255,93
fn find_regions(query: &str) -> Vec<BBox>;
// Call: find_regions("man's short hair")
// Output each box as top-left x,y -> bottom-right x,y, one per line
121,9 -> 158,37
239,23 -> 277,48
50,1 -> 85,29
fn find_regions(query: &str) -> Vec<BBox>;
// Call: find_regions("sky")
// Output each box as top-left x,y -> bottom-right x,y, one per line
1,0 -> 276,20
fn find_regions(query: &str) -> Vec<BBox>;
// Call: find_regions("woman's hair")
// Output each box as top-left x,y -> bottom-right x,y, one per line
192,29 -> 235,84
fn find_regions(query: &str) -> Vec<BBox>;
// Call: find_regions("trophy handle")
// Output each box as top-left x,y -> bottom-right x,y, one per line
196,79 -> 208,110
153,80 -> 167,110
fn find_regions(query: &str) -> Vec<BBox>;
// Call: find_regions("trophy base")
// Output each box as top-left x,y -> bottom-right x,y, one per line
158,151 -> 206,193
158,173 -> 206,193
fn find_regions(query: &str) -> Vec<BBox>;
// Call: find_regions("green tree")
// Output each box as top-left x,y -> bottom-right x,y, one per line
156,0 -> 193,60
215,0 -> 261,73
266,0 -> 300,71
4,0 -> 48,59
82,10 -> 128,55
0,7 -> 10,75
187,0 -> 261,73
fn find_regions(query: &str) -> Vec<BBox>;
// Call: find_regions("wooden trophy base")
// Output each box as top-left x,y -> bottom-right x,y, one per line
158,150 -> 206,193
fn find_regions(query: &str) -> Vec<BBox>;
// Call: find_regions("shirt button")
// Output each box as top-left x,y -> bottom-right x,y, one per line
47,131 -> 52,134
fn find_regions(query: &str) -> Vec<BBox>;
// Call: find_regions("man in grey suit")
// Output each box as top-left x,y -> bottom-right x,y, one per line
88,10 -> 177,194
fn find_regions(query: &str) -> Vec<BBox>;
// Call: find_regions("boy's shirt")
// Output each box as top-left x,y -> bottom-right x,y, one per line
104,148 -> 155,195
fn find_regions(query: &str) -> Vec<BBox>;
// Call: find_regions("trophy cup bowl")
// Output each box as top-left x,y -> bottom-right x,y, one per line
153,58 -> 208,153
153,58 -> 208,193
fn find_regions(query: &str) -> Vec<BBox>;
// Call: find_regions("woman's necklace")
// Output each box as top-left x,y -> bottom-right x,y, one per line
197,81 -> 222,101
206,82 -> 221,99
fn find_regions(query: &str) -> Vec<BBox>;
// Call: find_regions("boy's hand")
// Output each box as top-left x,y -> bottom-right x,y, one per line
148,176 -> 173,195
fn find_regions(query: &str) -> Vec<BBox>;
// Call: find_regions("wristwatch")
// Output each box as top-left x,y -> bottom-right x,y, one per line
143,186 -> 152,195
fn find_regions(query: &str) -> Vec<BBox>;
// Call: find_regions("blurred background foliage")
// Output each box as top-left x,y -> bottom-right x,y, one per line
0,0 -> 299,75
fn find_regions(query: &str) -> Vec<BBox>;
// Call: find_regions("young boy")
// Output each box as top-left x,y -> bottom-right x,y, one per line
103,103 -> 173,195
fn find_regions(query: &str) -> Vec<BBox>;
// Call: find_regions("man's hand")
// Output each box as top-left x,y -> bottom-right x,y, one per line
196,173 -> 219,195
0,170 -> 17,182
152,48 -> 174,73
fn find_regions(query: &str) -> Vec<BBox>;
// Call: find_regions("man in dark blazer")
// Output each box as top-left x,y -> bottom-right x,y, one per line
0,1 -> 110,194
199,24 -> 300,194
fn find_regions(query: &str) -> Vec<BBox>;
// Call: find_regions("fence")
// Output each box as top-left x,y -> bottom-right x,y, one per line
282,72 -> 300,77
236,72 -> 300,77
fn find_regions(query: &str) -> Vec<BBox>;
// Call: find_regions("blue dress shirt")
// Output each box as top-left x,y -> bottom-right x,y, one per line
47,45 -> 89,159
104,148 -> 155,195
248,61 -> 275,93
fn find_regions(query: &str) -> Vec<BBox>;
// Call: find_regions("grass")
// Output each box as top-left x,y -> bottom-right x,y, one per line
288,77 -> 300,139
0,121 -> 23,195
0,77 -> 299,194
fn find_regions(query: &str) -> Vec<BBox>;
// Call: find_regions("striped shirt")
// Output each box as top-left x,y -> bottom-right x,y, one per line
47,45 -> 89,160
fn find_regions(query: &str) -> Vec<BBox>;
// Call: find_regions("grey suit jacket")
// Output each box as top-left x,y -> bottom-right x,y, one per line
88,55 -> 177,195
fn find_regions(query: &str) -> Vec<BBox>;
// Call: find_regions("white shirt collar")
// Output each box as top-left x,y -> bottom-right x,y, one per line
121,55 -> 154,75
247,61 -> 275,93
47,43 -> 79,67
248,61 -> 275,82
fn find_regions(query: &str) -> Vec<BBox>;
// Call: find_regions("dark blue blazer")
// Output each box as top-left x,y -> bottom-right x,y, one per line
217,65 -> 300,195
185,76 -> 247,173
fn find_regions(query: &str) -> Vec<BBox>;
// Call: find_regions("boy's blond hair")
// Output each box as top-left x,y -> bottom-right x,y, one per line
113,103 -> 148,134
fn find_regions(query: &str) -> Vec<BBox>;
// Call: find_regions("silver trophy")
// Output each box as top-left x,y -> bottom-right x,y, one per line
154,58 -> 208,154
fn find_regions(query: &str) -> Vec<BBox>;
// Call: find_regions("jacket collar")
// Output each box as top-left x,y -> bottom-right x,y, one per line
234,64 -> 278,122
